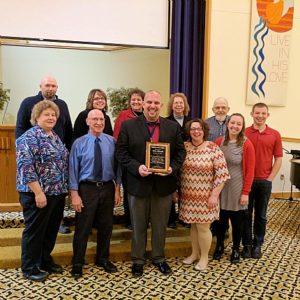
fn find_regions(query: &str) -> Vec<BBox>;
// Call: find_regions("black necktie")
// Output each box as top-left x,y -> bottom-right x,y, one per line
94,138 -> 102,181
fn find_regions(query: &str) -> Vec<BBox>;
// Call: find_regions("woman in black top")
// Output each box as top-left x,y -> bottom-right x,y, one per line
166,92 -> 191,228
73,89 -> 113,139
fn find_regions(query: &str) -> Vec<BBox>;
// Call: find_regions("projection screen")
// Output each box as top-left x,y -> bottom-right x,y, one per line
0,0 -> 170,48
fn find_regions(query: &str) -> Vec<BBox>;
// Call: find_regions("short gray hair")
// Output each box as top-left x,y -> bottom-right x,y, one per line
30,100 -> 60,125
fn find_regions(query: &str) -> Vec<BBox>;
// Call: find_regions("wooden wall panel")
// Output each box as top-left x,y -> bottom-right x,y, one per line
0,125 -> 21,211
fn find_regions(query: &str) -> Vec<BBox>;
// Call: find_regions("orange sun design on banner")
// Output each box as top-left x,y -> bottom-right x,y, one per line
256,0 -> 294,32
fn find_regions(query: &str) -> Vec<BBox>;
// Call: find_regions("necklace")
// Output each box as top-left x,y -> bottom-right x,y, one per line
191,140 -> 204,149
132,109 -> 143,117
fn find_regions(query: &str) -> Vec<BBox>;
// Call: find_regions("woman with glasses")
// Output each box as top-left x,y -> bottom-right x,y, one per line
166,93 -> 191,229
73,89 -> 113,140
179,118 -> 230,271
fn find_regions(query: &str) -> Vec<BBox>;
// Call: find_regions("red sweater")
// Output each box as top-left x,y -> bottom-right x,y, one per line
215,137 -> 255,195
113,108 -> 137,139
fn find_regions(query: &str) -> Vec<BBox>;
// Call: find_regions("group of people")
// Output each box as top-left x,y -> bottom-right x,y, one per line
15,75 -> 282,282
204,98 -> 282,264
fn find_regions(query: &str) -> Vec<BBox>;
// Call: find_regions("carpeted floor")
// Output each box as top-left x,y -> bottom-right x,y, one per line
0,199 -> 299,299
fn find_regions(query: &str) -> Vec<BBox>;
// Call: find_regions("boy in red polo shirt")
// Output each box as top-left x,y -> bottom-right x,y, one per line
242,102 -> 282,259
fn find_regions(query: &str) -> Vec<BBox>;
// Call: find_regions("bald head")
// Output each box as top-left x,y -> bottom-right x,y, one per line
40,76 -> 58,100
213,97 -> 228,108
212,97 -> 230,121
86,109 -> 105,136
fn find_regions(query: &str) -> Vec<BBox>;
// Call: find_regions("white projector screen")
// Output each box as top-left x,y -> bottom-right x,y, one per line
0,0 -> 170,48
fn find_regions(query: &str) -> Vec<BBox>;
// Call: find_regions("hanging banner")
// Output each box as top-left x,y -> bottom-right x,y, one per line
246,0 -> 294,106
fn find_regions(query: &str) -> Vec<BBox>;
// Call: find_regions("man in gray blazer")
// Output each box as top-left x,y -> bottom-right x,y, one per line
116,90 -> 186,277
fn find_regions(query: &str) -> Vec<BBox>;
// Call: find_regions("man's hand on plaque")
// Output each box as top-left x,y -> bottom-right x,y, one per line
139,164 -> 152,177
155,166 -> 172,176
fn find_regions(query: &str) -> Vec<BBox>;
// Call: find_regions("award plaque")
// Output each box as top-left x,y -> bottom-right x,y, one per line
146,142 -> 170,173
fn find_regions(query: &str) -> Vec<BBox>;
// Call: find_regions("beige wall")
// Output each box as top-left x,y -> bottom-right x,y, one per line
207,0 -> 300,193
0,46 -> 170,123
207,0 -> 299,138
0,46 -> 2,80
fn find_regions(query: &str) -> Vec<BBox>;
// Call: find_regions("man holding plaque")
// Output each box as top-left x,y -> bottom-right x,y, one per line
116,90 -> 186,277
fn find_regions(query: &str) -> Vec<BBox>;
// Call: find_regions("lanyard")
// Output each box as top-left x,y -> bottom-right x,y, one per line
147,122 -> 158,142
144,117 -> 159,142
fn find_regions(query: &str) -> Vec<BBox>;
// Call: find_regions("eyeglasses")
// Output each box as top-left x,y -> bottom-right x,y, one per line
93,97 -> 106,101
190,128 -> 203,132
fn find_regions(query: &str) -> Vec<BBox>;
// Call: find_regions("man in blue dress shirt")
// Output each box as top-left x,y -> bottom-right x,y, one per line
69,109 -> 121,278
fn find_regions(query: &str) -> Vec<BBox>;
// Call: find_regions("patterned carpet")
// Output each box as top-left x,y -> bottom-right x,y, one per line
0,199 -> 299,299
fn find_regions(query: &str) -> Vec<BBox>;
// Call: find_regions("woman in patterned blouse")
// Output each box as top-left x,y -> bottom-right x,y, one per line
179,118 -> 230,271
16,100 -> 69,282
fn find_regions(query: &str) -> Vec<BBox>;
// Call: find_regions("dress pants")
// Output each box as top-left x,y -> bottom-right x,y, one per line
20,192 -> 65,274
72,181 -> 115,265
128,192 -> 172,264
243,180 -> 272,247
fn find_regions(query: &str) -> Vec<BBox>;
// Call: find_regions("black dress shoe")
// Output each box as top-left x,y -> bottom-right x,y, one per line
252,246 -> 262,259
168,222 -> 177,229
59,224 -> 71,234
242,245 -> 252,259
132,263 -> 144,277
41,263 -> 63,274
96,260 -> 117,273
230,249 -> 240,264
23,268 -> 48,282
153,261 -> 172,275
213,245 -> 224,260
71,264 -> 83,279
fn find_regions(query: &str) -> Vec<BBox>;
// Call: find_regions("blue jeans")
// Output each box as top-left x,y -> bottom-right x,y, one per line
243,180 -> 272,247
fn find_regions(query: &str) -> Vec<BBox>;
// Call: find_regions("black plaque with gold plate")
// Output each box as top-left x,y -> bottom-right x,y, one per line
145,141 -> 170,173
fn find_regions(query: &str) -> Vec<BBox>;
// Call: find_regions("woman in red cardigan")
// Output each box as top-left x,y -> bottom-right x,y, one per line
214,113 -> 255,263
113,88 -> 145,140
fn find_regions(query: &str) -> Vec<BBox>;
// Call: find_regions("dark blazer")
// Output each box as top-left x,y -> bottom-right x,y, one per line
166,114 -> 192,141
73,109 -> 113,140
116,115 -> 186,198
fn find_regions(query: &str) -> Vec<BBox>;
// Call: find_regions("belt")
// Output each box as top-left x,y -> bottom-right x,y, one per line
81,180 -> 113,187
